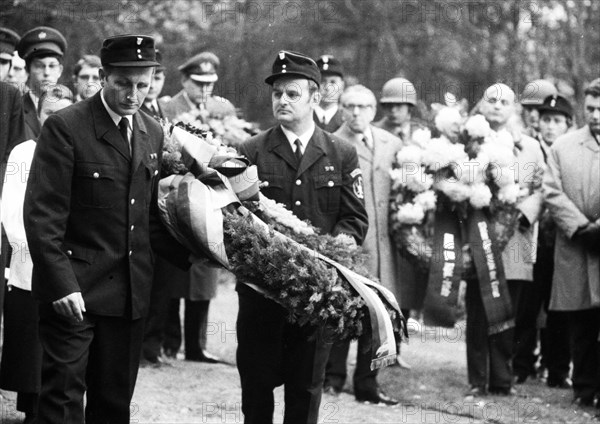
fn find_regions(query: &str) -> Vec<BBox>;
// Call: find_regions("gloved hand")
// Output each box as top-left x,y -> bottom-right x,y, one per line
573,222 -> 600,252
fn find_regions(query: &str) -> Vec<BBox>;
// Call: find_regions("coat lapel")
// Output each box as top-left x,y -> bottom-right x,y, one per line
582,126 -> 600,153
91,93 -> 131,161
268,126 -> 298,171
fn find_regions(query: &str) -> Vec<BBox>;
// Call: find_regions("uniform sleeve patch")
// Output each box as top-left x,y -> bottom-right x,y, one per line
350,168 -> 362,179
353,175 -> 364,199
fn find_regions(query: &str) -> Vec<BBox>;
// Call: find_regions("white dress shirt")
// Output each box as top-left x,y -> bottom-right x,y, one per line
280,123 -> 316,155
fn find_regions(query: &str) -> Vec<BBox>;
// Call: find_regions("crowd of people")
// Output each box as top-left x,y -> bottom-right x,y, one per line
0,24 -> 598,424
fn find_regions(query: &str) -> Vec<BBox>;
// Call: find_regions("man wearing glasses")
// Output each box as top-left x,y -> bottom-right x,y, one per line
72,55 -> 101,102
324,84 -> 402,405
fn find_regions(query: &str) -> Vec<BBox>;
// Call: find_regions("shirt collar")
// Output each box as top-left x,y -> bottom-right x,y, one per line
101,89 -> 133,129
314,104 -> 338,125
280,123 -> 316,153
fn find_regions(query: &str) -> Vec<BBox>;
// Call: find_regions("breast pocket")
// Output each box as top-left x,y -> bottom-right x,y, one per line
74,162 -> 118,209
313,173 -> 342,215
259,174 -> 287,204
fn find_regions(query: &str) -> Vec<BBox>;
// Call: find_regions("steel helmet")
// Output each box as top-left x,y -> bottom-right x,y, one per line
380,78 -> 417,106
520,79 -> 558,107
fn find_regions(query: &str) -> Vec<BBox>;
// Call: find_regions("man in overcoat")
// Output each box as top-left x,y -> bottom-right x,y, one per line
238,50 -> 368,424
543,78 -> 600,409
323,84 -> 401,405
24,35 -> 189,424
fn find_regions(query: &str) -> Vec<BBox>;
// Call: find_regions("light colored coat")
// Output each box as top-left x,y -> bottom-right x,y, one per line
543,126 -> 600,311
500,134 -> 545,281
334,123 -> 402,293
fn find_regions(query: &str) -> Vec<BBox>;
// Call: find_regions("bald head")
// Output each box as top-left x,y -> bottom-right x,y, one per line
480,83 -> 516,130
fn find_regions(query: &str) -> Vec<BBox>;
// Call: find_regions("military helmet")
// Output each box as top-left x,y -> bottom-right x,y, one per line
380,77 -> 417,106
520,79 -> 558,107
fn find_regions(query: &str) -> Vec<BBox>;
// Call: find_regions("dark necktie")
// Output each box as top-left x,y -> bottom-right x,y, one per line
118,118 -> 130,155
362,135 -> 372,150
294,139 -> 303,164
150,103 -> 158,116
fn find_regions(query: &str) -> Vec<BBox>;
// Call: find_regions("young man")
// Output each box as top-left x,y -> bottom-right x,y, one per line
238,50 -> 368,424
24,35 -> 189,424
544,79 -> 600,410
72,54 -> 101,102
6,51 -> 28,91
313,55 -> 345,132
16,26 -> 66,140
140,49 -> 166,119
324,84 -> 402,405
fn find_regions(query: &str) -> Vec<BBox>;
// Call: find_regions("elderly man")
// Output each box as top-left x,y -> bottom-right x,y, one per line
162,51 -> 235,121
24,35 -> 189,423
544,78 -> 600,409
466,83 -> 544,396
313,55 -> 345,132
16,26 -> 67,140
238,50 -> 368,424
323,84 -> 401,405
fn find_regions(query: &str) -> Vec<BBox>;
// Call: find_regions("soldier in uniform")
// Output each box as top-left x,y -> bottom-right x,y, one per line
16,26 -> 67,140
72,54 -> 101,102
323,84 -> 401,405
374,77 -> 427,143
0,28 -> 20,82
24,35 -> 189,424
238,50 -> 368,424
162,51 -> 235,122
313,55 -> 344,132
520,79 -> 558,138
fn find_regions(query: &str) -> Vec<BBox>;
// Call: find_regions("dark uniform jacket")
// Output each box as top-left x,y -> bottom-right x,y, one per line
140,98 -> 168,120
239,125 -> 368,244
314,108 -> 344,133
24,92 -> 188,319
22,92 -> 41,141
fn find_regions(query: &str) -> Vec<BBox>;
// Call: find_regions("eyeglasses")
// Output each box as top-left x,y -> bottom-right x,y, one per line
343,103 -> 373,111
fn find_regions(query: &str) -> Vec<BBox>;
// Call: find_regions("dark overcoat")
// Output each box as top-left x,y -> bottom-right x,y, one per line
24,92 -> 188,319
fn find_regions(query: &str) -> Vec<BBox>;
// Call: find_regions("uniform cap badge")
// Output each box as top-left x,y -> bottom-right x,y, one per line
279,51 -> 285,60
137,37 -> 143,45
38,31 -> 47,39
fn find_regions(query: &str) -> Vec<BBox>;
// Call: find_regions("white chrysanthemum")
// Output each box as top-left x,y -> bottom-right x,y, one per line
489,166 -> 517,187
494,129 -> 515,149
469,183 -> 493,209
464,114 -> 491,138
395,145 -> 423,166
480,142 -> 515,168
434,107 -> 462,139
396,202 -> 426,225
405,167 -> 434,193
413,190 -> 437,211
421,137 -> 468,170
497,183 -> 521,204
435,180 -> 472,202
458,154 -> 489,185
411,128 -> 432,147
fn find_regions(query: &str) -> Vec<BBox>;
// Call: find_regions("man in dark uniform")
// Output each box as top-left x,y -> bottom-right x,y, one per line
313,55 -> 344,133
16,26 -> 66,140
0,28 -> 20,82
162,51 -> 235,122
238,50 -> 368,424
24,35 -> 189,424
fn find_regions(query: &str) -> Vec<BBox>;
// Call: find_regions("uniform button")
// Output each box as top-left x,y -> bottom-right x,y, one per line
262,181 -> 269,187
130,225 -> 135,231
328,181 -> 334,187
295,179 -> 302,186
129,250 -> 133,256
154,170 -> 159,176
66,250 -> 73,256
93,172 -> 100,179
131,198 -> 135,205
295,200 -> 301,206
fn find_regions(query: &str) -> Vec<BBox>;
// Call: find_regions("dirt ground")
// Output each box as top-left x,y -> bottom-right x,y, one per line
1,282 -> 598,423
